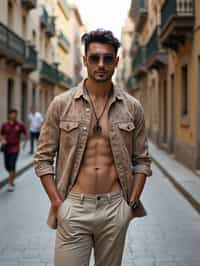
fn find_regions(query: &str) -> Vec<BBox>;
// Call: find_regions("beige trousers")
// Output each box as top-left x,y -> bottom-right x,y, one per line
55,191 -> 134,266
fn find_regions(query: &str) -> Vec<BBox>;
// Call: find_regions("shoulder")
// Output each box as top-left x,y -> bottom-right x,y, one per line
17,120 -> 26,127
45,86 -> 78,118
35,112 -> 43,117
0,122 -> 8,130
50,86 -> 79,110
117,87 -> 143,114
54,86 -> 78,102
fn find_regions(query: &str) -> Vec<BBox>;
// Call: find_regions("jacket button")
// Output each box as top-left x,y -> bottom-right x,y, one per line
83,127 -> 87,131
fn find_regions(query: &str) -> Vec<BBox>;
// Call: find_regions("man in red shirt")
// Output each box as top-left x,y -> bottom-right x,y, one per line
0,109 -> 28,191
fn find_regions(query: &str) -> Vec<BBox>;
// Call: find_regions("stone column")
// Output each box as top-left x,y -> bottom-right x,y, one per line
13,66 -> 22,119
0,59 -> 8,123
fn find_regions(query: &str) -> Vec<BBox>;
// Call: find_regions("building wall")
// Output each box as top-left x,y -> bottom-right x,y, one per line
0,0 -> 85,127
127,0 -> 200,171
0,0 -> 39,123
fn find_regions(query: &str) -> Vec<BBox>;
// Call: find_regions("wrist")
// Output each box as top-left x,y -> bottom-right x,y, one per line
129,200 -> 140,209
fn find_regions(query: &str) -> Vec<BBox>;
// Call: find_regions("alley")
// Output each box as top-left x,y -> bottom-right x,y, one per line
0,163 -> 200,266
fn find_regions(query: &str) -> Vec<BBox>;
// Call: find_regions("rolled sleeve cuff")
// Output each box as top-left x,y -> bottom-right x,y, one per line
132,165 -> 152,177
34,164 -> 55,178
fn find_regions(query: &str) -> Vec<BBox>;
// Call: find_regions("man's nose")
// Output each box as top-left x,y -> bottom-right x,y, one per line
98,57 -> 104,67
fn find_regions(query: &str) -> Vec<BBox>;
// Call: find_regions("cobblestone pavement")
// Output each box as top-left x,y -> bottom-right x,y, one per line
0,163 -> 200,266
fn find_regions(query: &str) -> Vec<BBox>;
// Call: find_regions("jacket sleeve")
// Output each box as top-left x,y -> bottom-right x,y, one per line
34,97 -> 60,178
132,101 -> 152,177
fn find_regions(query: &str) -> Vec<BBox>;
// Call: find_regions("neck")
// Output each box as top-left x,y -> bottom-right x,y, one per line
85,78 -> 113,99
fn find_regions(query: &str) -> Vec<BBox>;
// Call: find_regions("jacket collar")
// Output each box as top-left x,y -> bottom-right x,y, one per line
73,79 -> 123,102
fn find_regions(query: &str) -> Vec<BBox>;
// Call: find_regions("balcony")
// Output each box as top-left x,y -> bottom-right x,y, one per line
57,71 -> 72,89
21,0 -> 37,10
40,60 -> 58,84
160,0 -> 195,50
126,77 -> 139,93
40,6 -> 48,28
146,27 -> 168,69
135,0 -> 148,33
46,16 -> 56,37
58,31 -> 70,52
132,46 -> 147,77
40,6 -> 56,37
0,22 -> 26,65
23,43 -> 37,72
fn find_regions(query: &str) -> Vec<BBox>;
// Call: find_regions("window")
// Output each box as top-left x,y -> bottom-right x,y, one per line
181,65 -> 188,116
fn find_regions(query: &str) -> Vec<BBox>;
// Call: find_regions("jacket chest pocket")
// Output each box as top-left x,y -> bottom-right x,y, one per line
117,121 -> 135,151
59,121 -> 80,146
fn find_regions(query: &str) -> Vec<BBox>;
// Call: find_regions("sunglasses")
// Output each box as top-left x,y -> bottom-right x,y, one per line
88,53 -> 116,65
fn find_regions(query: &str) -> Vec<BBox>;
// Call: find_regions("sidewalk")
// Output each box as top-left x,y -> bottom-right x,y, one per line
149,140 -> 200,214
0,141 -> 34,188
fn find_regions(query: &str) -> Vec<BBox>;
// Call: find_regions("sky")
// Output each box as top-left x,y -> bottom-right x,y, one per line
68,0 -> 131,39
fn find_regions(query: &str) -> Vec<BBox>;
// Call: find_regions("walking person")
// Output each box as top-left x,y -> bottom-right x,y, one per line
28,107 -> 43,154
34,29 -> 152,266
0,109 -> 28,192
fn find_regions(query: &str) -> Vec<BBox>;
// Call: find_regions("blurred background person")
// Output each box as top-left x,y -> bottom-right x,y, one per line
0,109 -> 28,192
28,107 -> 43,155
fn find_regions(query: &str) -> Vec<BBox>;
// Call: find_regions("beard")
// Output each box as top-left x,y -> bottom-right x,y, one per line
88,69 -> 114,83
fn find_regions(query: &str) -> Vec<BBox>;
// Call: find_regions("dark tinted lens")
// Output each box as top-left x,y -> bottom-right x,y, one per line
88,54 -> 100,64
103,55 -> 115,65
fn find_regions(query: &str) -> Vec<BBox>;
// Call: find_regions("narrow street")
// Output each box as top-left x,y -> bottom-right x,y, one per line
0,163 -> 200,266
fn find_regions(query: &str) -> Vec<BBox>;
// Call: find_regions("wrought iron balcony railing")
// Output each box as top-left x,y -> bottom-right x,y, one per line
135,0 -> 148,33
132,46 -> 146,77
40,60 -> 58,84
160,0 -> 195,49
46,16 -> 56,37
58,71 -> 72,88
40,6 -> 49,28
23,43 -> 37,72
40,7 -> 56,37
58,31 -> 71,51
146,26 -> 168,69
0,22 -> 26,64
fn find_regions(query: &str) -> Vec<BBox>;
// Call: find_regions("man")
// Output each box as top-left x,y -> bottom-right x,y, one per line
28,107 -> 43,154
34,29 -> 152,266
0,109 -> 28,192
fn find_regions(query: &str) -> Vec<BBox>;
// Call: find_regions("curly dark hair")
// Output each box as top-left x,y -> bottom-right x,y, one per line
81,29 -> 121,55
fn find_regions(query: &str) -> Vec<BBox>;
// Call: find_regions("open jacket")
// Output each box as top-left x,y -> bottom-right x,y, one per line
34,80 -> 152,229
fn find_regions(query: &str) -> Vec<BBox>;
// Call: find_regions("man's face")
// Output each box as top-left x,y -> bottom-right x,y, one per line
83,43 -> 119,83
9,112 -> 17,122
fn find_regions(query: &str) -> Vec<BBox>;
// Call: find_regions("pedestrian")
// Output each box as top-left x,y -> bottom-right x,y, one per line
34,29 -> 152,266
28,106 -> 43,154
0,109 -> 28,192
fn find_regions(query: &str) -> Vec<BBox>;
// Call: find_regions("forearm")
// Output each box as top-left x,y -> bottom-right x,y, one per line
130,173 -> 147,202
40,174 -> 62,204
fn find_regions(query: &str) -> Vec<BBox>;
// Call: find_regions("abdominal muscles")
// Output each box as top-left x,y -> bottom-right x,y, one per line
72,135 -> 120,194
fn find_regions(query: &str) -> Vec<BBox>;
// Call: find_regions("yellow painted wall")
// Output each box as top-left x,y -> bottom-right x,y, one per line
175,41 -> 197,146
195,0 -> 200,26
56,1 -> 70,74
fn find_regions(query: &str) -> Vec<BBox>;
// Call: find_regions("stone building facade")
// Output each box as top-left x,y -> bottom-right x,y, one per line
0,0 -> 85,125
118,0 -> 200,171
